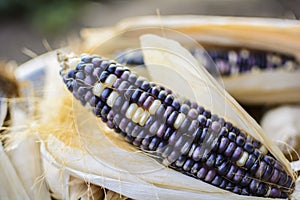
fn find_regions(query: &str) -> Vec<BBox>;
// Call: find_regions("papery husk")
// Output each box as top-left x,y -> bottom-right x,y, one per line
81,15 -> 300,104
1,99 -> 51,200
0,141 -> 30,200
261,106 -> 300,160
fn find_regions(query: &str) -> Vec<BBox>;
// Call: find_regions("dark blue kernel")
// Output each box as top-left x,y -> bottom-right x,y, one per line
100,105 -> 110,117
277,172 -> 288,186
131,89 -> 142,103
263,155 -> 275,166
238,131 -> 246,138
236,135 -> 245,146
157,141 -> 167,153
227,132 -> 236,141
218,161 -> 231,176
140,81 -> 150,91
197,115 -> 207,127
215,154 -> 225,166
199,128 -> 208,143
137,92 -> 148,106
224,122 -> 232,131
192,128 -> 202,143
224,142 -> 236,157
244,142 -> 254,153
164,94 -> 174,105
171,99 -> 180,110
76,62 -> 85,70
205,119 -> 212,127
197,106 -> 204,114
183,159 -> 194,172
226,165 -> 237,179
89,96 -> 100,107
218,127 -> 228,137
163,106 -> 174,121
249,179 -> 259,193
167,111 -> 178,126
115,67 -> 125,77
244,154 -> 256,169
253,149 -> 262,159
256,183 -> 268,196
107,64 -> 117,73
231,127 -> 240,134
150,86 -> 161,97
203,110 -> 211,118
262,165 -> 273,180
218,137 -> 229,153
158,90 -> 167,101
252,140 -> 261,148
99,71 -> 110,82
240,173 -> 251,186
249,160 -> 260,174
67,69 -> 76,79
212,175 -> 222,186
206,153 -> 216,167
149,137 -> 160,151
100,88 -> 112,101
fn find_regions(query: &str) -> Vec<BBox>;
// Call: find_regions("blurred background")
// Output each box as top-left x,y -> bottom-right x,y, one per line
0,0 -> 299,65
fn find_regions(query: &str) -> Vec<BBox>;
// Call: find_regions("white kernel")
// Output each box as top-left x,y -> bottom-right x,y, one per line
139,111 -> 150,126
174,113 -> 185,129
107,91 -> 119,107
126,103 -> 138,119
149,100 -> 161,115
236,151 -> 249,167
93,83 -> 105,97
259,145 -> 268,155
132,107 -> 144,123
105,74 -> 117,87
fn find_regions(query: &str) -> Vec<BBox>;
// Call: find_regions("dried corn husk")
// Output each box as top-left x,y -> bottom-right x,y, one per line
33,34 -> 300,200
261,106 -> 300,160
81,15 -> 300,104
0,141 -> 30,200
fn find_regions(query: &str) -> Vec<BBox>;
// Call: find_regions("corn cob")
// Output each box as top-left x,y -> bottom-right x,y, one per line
58,53 -> 295,198
116,49 -> 299,76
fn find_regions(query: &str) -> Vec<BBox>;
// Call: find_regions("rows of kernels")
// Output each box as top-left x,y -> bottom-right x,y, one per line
61,54 -> 295,198
116,49 -> 300,76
